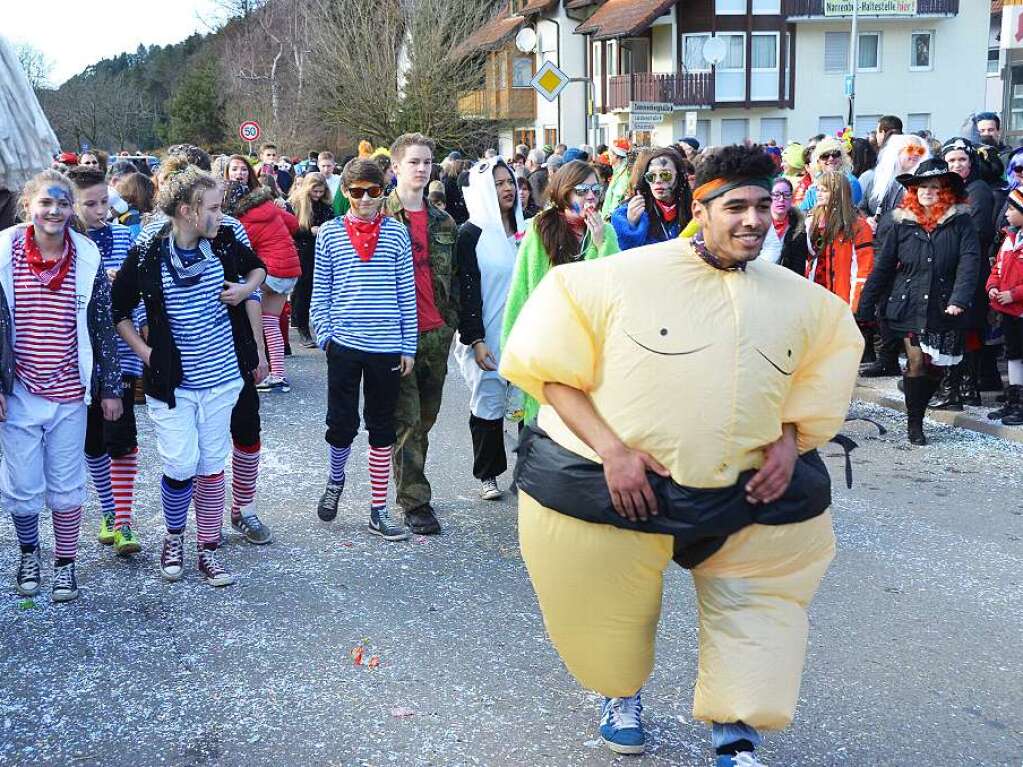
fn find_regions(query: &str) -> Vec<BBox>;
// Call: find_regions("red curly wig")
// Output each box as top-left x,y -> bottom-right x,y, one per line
899,183 -> 967,232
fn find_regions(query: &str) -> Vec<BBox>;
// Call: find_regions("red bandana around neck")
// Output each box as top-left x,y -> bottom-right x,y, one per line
564,210 -> 587,239
654,199 -> 678,223
343,212 -> 383,262
772,217 -> 789,238
24,225 -> 74,291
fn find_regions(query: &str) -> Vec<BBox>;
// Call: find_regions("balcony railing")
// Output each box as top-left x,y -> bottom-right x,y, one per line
458,87 -> 537,121
606,72 -> 714,111
782,0 -> 958,17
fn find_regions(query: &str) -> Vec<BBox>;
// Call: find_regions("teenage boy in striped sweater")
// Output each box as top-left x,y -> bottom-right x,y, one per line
1,171 -> 123,603
311,159 -> 416,541
68,167 -> 145,556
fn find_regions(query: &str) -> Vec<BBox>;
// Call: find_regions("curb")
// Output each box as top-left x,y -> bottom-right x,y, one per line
853,383 -> 1023,444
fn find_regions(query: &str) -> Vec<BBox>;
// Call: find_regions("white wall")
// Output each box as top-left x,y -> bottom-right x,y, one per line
788,4 -> 990,141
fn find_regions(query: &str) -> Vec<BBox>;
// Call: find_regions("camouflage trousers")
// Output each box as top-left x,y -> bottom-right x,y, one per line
393,326 -> 454,512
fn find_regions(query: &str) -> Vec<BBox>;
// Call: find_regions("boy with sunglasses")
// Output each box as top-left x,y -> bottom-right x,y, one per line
311,159 -> 416,542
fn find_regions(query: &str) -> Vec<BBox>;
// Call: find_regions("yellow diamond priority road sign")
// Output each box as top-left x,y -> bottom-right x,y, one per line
530,61 -> 570,102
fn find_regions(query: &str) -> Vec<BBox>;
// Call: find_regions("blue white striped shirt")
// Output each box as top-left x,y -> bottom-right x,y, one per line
138,214 -> 262,303
88,223 -> 144,378
310,216 -> 418,356
161,246 -> 240,390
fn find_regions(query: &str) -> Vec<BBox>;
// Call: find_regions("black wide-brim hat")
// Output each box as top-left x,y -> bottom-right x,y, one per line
896,157 -> 966,196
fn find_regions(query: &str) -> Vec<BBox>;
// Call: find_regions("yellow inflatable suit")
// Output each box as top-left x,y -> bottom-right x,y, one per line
500,235 -> 862,731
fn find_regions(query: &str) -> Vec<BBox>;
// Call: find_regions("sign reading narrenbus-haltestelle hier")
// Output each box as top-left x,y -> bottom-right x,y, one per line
824,0 -> 916,15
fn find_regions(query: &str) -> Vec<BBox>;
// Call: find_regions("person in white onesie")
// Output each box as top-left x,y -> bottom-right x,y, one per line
454,158 -> 525,501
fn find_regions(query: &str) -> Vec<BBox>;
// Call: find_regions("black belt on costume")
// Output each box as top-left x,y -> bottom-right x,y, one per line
513,425 -> 833,569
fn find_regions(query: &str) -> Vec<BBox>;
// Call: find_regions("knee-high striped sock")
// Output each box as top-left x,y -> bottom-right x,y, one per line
368,446 -> 392,510
52,506 -> 83,562
194,472 -> 226,548
329,445 -> 351,485
111,449 -> 139,530
161,475 -> 193,533
262,313 -> 286,377
11,514 -> 40,551
86,453 -> 115,518
231,442 -> 260,521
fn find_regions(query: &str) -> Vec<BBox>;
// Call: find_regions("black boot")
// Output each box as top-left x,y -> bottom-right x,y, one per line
989,384 -> 1021,420
929,365 -> 963,411
860,326 -> 877,364
904,376 -> 928,445
977,345 -> 1004,392
960,356 -> 982,406
1001,386 -> 1023,426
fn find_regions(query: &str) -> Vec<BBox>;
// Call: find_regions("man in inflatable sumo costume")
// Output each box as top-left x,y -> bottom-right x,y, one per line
500,144 -> 863,766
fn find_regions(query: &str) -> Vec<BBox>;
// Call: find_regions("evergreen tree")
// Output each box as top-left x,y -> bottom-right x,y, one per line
162,61 -> 225,148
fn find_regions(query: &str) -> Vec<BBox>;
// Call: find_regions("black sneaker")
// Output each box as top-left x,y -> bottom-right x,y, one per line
405,504 -> 441,535
231,510 -> 274,545
317,480 -> 344,521
15,547 -> 42,597
369,506 -> 409,541
51,561 -> 79,603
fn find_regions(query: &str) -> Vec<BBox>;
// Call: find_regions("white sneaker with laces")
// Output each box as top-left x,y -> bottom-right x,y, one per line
480,477 -> 502,501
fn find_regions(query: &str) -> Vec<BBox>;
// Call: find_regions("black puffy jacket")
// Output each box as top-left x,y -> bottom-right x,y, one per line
857,205 -> 980,335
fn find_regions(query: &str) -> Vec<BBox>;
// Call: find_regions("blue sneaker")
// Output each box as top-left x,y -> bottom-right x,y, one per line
716,752 -> 767,767
599,692 -> 645,755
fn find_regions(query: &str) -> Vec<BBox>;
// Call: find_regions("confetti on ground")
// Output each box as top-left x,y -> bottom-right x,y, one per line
367,655 -> 381,669
17,599 -> 35,611
390,707 -> 416,718
351,645 -> 364,666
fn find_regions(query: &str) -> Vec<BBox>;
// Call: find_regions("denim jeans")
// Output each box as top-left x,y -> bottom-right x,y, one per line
712,721 -> 763,750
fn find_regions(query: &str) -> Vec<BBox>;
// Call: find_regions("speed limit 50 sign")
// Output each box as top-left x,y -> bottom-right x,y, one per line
238,120 -> 262,143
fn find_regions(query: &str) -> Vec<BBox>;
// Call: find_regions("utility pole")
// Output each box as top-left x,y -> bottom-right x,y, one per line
847,0 -> 859,128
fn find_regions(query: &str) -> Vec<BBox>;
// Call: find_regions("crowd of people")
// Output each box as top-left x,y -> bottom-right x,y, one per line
1,109 -> 1020,766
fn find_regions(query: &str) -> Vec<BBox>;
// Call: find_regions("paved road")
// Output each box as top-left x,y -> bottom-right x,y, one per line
1,343 -> 1020,766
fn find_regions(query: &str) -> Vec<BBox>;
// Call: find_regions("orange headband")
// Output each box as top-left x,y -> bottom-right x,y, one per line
693,176 -> 774,203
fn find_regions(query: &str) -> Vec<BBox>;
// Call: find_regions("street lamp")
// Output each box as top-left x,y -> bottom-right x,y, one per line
847,0 -> 860,129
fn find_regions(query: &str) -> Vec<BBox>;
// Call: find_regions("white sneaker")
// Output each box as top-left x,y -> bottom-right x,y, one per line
480,477 -> 502,501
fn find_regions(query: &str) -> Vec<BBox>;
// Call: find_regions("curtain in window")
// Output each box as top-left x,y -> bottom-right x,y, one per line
723,35 -> 744,70
684,35 -> 708,71
752,35 -> 777,69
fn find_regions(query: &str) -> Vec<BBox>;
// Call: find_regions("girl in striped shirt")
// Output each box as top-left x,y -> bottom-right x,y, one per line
0,171 -> 123,603
112,161 -> 266,588
310,159 -> 416,541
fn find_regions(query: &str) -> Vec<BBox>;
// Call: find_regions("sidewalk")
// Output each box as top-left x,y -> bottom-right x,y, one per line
854,375 -> 1023,444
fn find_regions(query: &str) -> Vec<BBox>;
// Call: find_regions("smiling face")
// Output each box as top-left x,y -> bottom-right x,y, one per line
916,179 -> 943,207
228,158 -> 251,184
944,149 -> 971,180
818,149 -> 843,172
75,182 -> 110,230
693,185 -> 771,266
30,184 -> 74,237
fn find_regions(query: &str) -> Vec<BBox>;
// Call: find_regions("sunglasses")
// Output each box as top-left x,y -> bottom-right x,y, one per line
904,145 -> 927,158
644,170 -> 676,183
1013,166 -> 1023,174
771,192 -> 793,200
572,183 -> 602,196
80,160 -> 99,166
819,151 -> 842,161
347,185 -> 384,199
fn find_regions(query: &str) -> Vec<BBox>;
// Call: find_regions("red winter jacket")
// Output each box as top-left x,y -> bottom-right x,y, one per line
987,227 -> 1023,318
234,187 -> 301,278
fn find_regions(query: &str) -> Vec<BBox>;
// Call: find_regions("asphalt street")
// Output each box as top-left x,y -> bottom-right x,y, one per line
0,342 -> 1020,767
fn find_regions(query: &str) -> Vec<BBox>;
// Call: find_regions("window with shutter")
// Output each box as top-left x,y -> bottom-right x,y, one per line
854,114 -> 881,137
907,113 -> 930,132
721,119 -> 749,144
760,118 -> 787,144
818,115 -> 845,136
824,32 -> 849,73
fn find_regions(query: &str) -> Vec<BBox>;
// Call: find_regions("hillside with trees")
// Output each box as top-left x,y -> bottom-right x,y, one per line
33,0 -> 500,157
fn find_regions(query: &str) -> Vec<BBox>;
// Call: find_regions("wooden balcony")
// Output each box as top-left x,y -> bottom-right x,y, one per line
782,0 -> 958,17
458,88 -> 536,122
606,72 -> 714,111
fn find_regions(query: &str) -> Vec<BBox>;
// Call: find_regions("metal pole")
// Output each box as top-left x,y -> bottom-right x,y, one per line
848,0 -> 859,128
